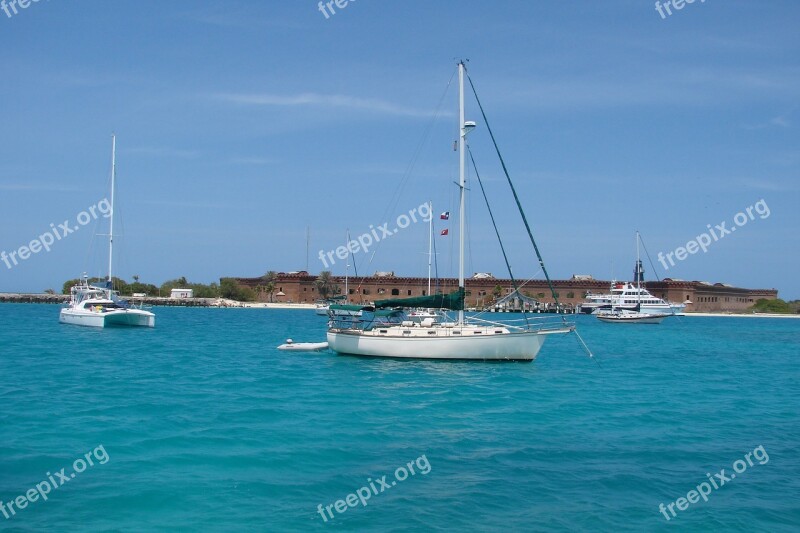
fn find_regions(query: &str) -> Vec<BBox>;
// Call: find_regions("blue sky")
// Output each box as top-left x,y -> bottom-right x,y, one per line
1,0 -> 798,299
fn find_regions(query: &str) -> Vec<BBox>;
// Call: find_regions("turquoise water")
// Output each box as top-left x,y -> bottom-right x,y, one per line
1,304 -> 798,531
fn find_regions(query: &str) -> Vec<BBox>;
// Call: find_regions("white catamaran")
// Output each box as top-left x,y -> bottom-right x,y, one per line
60,135 -> 155,328
327,62 -> 573,360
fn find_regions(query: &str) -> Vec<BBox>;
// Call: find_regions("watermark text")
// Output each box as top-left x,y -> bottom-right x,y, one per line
1,197 -> 112,271
658,199 -> 770,271
317,0 -> 356,20
317,454 -> 431,522
318,202 -> 432,269
1,444 -> 110,520
658,444 -> 769,521
655,0 -> 707,20
1,0 -> 46,20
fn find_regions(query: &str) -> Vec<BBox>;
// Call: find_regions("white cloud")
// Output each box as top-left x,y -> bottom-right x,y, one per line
214,92 -> 442,118
124,147 -> 199,159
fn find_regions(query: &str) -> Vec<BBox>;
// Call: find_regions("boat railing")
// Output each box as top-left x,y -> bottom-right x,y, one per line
467,314 -> 574,332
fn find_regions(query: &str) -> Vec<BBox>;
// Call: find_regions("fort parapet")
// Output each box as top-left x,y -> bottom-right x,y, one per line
234,272 -> 779,313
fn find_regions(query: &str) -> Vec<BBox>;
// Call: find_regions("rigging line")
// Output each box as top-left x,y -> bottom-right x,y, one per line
637,232 -> 662,282
465,70 -> 566,324
466,163 -> 472,281
433,222 -> 441,293
468,146 -> 530,329
352,67 -> 457,287
574,328 -> 599,364
637,231 -> 683,321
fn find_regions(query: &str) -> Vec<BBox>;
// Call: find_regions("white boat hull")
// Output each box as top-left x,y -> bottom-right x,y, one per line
327,329 -> 565,361
584,302 -> 683,315
596,313 -> 668,324
59,308 -> 155,328
277,342 -> 329,352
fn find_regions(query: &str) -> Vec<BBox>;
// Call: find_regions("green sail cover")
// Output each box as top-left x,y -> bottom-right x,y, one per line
374,288 -> 464,311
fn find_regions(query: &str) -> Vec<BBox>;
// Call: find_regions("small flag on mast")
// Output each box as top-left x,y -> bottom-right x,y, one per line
440,212 -> 449,220
440,229 -> 449,236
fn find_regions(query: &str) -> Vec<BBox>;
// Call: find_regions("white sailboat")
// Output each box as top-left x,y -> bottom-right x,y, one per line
60,135 -> 155,328
596,232 -> 670,324
327,62 -> 573,360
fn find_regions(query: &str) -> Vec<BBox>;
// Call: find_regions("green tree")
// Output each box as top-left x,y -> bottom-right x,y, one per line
62,277 -> 105,294
750,298 -> 791,314
127,281 -> 159,296
264,271 -> 278,302
160,277 -> 189,295
492,284 -> 503,298
190,282 -> 219,299
220,278 -> 255,302
314,271 -> 338,300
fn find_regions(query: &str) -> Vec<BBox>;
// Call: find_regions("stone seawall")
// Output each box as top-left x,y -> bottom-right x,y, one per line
0,293 -> 218,307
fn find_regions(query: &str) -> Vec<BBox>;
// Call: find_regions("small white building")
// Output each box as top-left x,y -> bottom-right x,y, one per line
170,288 -> 193,299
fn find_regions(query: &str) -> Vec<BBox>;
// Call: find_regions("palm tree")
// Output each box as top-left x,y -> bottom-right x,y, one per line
314,271 -> 338,300
264,271 -> 278,302
254,285 -> 267,301
492,284 -> 503,301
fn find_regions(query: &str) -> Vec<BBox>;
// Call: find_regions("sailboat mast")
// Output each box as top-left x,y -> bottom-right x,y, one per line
458,61 -> 466,325
108,134 -> 116,285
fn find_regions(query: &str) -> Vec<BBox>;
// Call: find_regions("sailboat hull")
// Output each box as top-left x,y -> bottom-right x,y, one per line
59,308 -> 155,328
327,329 -> 558,361
596,313 -> 668,324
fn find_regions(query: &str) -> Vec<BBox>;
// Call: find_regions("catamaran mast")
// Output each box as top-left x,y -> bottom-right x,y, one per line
108,134 -> 116,286
458,62 -> 466,325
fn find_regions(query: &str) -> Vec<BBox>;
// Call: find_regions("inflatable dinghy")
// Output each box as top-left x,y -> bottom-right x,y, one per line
277,339 -> 329,352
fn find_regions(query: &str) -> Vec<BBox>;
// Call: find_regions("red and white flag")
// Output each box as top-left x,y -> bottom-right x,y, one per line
440,229 -> 449,236
440,211 -> 449,220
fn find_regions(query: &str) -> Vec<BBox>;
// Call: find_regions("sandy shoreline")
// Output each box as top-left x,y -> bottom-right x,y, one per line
238,302 -> 317,309
0,293 -> 318,309
681,312 -> 800,319
1,294 -> 796,316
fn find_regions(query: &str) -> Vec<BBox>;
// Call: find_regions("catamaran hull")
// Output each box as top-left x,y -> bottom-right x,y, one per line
59,309 -> 155,328
327,330 -> 553,361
